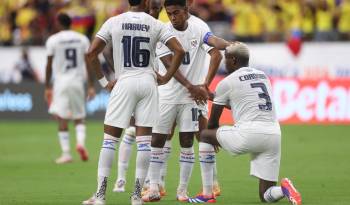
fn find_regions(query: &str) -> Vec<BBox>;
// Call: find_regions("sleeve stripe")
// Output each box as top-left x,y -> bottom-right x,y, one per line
213,101 -> 227,106
163,35 -> 176,45
206,47 -> 214,53
96,34 -> 108,44
158,51 -> 173,58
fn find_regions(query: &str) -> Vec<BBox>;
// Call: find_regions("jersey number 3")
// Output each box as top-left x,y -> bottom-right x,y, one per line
250,83 -> 272,111
122,36 -> 150,67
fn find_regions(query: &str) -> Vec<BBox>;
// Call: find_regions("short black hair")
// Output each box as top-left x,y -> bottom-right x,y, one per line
164,0 -> 186,7
57,13 -> 71,28
129,0 -> 142,6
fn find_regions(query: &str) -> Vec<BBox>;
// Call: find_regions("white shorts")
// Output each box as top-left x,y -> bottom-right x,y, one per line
153,103 -> 199,134
197,103 -> 208,119
216,122 -> 281,182
104,74 -> 159,129
49,82 -> 85,120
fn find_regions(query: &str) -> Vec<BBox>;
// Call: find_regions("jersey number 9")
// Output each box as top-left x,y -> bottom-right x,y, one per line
65,48 -> 77,70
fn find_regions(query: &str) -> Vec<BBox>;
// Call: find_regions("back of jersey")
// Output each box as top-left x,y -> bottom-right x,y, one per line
215,67 -> 277,124
46,30 -> 89,83
96,12 -> 173,80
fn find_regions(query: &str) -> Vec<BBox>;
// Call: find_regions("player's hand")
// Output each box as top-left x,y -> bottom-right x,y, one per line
106,80 -> 117,92
187,85 -> 208,105
44,88 -> 52,104
87,87 -> 96,100
213,145 -> 220,153
201,83 -> 215,101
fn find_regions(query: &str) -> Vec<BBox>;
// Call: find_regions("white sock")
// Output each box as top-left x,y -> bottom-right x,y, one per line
96,134 -> 119,199
135,135 -> 151,188
75,124 -> 86,147
58,131 -> 70,157
149,147 -> 164,192
199,142 -> 215,196
264,186 -> 284,203
144,170 -> 150,189
213,162 -> 219,186
178,146 -> 195,192
160,140 -> 172,188
117,133 -> 135,181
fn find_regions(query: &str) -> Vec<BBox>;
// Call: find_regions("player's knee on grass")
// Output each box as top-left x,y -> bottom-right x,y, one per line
200,129 -> 220,147
152,133 -> 168,148
104,124 -> 123,138
179,132 -> 195,148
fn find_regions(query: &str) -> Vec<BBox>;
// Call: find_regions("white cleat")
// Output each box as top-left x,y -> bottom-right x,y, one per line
55,155 -> 73,164
176,189 -> 189,202
113,179 -> 126,192
82,195 -> 105,205
131,193 -> 143,205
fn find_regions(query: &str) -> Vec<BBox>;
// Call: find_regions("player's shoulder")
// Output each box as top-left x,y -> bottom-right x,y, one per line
162,21 -> 172,29
102,14 -> 124,26
73,31 -> 89,42
46,32 -> 60,45
188,15 -> 210,30
216,75 -> 232,93
188,15 -> 206,25
252,67 -> 266,75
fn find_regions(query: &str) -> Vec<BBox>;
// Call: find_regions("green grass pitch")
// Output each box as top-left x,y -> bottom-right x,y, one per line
0,121 -> 349,205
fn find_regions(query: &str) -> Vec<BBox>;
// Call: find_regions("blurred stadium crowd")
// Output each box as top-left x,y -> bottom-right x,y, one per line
0,0 -> 350,46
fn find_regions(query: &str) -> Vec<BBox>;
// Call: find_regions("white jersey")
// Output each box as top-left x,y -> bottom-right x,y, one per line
157,15 -> 212,104
214,67 -> 278,124
96,11 -> 174,81
188,15 -> 214,83
46,30 -> 90,83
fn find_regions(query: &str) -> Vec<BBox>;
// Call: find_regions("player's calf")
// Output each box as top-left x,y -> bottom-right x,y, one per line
178,132 -> 195,195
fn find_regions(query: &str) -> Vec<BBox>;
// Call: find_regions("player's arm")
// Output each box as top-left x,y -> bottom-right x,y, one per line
160,54 -> 208,105
102,43 -> 115,72
44,56 -> 53,103
157,37 -> 185,85
208,79 -> 231,128
208,103 -> 224,129
84,54 -> 96,100
205,48 -> 222,88
87,37 -> 115,92
204,32 -> 232,50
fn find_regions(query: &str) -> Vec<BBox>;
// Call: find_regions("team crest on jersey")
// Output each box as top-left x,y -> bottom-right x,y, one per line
190,39 -> 198,49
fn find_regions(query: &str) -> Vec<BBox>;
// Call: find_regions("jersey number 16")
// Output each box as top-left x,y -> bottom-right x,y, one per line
122,36 -> 150,68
